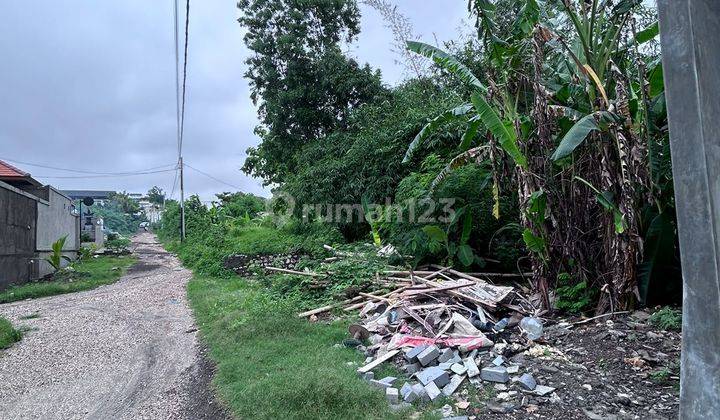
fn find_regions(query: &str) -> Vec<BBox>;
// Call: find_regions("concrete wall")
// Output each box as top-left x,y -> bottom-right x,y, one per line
36,187 -> 80,252
0,181 -> 40,290
34,187 -> 80,278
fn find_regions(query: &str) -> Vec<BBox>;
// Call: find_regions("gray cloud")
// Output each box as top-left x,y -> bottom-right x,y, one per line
0,1 -> 468,202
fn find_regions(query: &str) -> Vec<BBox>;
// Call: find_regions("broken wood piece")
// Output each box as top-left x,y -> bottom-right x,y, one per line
357,349 -> 400,374
401,281 -> 475,297
297,295 -> 364,317
265,267 -> 322,277
359,292 -> 391,302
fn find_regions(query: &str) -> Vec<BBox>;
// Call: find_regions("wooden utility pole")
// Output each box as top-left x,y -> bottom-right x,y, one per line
657,1 -> 720,418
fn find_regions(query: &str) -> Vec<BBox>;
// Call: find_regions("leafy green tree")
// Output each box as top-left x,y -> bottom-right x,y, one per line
237,0 -> 387,184
146,186 -> 165,205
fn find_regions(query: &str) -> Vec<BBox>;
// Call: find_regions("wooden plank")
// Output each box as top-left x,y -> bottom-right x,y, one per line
357,349 -> 400,374
297,295 -> 363,317
265,267 -> 322,277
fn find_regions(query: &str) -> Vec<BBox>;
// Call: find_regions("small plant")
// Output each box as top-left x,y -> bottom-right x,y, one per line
0,317 -> 22,349
649,307 -> 682,331
554,272 -> 597,314
78,244 -> 98,261
106,237 -> 132,254
80,232 -> 93,242
46,236 -> 72,272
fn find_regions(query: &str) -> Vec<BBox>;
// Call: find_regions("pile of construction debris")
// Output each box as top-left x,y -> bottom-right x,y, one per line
285,259 -> 553,413
338,267 -> 554,410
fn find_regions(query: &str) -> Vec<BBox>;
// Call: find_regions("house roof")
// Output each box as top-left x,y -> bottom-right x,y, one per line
0,160 -> 30,178
0,159 -> 42,187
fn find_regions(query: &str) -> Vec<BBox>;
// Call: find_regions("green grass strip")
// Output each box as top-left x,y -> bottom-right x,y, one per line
0,255 -> 136,304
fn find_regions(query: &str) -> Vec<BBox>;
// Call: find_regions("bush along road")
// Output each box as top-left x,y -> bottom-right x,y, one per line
0,233 -> 227,420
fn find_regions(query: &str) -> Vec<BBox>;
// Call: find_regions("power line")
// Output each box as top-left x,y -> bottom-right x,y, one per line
33,168 -> 177,179
179,0 -> 190,151
0,156 -> 176,175
168,166 -> 180,200
184,163 -> 243,190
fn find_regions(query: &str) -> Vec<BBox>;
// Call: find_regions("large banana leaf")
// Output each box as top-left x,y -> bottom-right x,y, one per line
406,41 -> 486,92
403,104 -> 473,163
470,92 -> 528,169
551,111 -> 610,160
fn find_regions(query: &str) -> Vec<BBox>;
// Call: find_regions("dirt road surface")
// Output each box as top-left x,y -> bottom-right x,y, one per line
0,233 -> 227,420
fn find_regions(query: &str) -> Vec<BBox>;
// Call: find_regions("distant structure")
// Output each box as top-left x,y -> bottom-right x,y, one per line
0,160 -> 80,289
62,190 -> 115,206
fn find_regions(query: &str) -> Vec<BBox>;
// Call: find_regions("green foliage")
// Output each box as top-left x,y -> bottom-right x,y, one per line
0,256 -> 135,304
159,195 -> 344,278
554,272 -> 597,314
146,186 -> 165,204
91,195 -> 146,235
237,0 -> 386,184
187,275 -> 407,419
284,80 -> 462,237
45,236 -> 72,271
105,237 -> 131,254
78,244 -> 97,261
0,317 -> 22,349
649,307 -> 682,331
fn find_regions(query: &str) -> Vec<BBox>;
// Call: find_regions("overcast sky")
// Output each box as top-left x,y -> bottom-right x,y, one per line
0,1 -> 469,202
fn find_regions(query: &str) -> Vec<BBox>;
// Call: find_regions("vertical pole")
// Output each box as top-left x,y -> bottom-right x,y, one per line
658,1 -> 720,418
179,157 -> 185,241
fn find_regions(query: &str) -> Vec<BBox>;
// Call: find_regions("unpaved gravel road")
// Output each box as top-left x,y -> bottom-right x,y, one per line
0,233 -> 227,420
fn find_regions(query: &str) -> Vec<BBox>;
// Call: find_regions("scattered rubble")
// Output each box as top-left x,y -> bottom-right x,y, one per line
276,253 -> 681,418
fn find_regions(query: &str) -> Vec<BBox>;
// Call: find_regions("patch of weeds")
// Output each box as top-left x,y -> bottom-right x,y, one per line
18,313 -> 41,320
554,272 -> 597,314
649,307 -> 681,331
0,317 -> 22,349
0,255 -> 136,303
187,275 -> 408,419
650,359 -> 680,386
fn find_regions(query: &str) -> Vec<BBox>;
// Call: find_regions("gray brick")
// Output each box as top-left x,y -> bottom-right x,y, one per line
412,383 -> 429,402
450,363 -> 468,375
480,366 -> 509,383
518,373 -> 537,390
417,345 -> 440,366
404,345 -> 428,362
437,348 -> 454,363
424,381 -> 442,401
442,374 -> 466,396
416,366 -> 449,387
386,387 -> 399,404
463,357 -> 480,378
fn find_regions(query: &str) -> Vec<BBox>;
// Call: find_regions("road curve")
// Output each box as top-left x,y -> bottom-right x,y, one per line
0,232 -> 226,420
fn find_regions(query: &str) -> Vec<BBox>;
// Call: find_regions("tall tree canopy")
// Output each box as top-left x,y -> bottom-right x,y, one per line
237,0 -> 387,185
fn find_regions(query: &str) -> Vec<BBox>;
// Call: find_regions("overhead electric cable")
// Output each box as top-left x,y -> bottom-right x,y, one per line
0,157 -> 176,175
184,163 -> 243,190
33,168 -> 177,179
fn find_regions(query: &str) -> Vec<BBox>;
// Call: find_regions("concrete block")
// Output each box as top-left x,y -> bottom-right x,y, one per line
463,357 -> 480,378
386,387 -> 399,404
379,376 -> 397,385
492,355 -> 505,366
506,365 -> 519,374
416,366 -> 450,387
417,345 -> 440,366
424,381 -> 442,401
370,379 -> 391,389
400,382 -> 419,403
404,345 -> 428,362
364,371 -> 374,381
518,373 -> 536,390
405,362 -> 421,374
442,374 -> 466,396
450,363 -> 467,375
438,347 -> 454,363
438,362 -> 454,370
412,383 -> 429,402
480,366 -> 509,383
